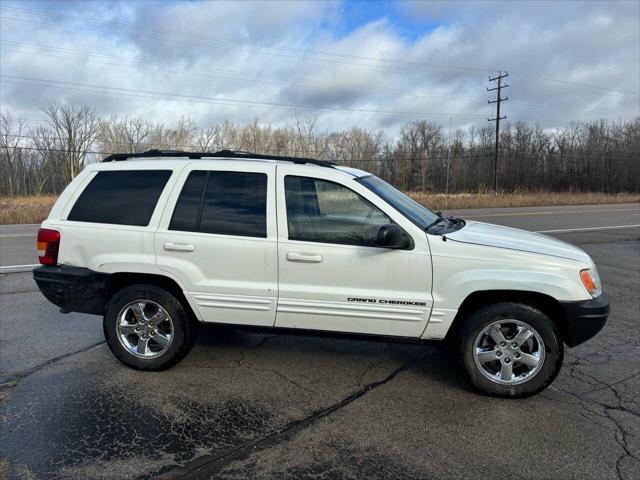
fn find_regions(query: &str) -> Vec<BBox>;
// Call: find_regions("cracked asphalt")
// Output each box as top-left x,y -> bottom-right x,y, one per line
1,204 -> 639,479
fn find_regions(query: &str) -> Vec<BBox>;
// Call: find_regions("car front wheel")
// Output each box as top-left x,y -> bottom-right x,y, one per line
460,302 -> 564,398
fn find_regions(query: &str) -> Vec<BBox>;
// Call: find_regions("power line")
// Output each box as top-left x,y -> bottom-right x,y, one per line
12,114 -> 599,132
0,5 -> 494,74
3,134 -> 502,162
0,42 -> 485,103
509,78 -> 640,102
488,72 -> 509,192
16,111 -> 619,130
0,13 -> 488,83
5,134 -> 638,163
2,6 -> 638,97
2,42 -> 635,117
1,145 -> 110,156
511,72 -> 640,96
0,76 -> 608,128
4,145 -> 499,163
0,74 -> 488,119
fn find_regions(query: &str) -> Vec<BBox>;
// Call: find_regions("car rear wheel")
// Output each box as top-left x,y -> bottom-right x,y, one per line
104,284 -> 198,370
460,302 -> 564,398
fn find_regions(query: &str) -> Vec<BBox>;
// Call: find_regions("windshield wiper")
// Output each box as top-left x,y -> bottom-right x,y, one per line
424,213 -> 446,231
425,215 -> 465,233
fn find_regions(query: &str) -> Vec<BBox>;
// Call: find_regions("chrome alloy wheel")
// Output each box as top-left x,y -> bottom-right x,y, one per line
473,319 -> 545,386
117,300 -> 174,358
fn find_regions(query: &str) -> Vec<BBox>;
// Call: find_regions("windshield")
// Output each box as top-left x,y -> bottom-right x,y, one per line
357,175 -> 439,230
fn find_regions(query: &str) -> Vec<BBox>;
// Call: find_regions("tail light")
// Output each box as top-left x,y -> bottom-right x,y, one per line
37,228 -> 60,266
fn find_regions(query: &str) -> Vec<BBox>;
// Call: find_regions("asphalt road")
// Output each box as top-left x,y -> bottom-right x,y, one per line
1,203 -> 639,479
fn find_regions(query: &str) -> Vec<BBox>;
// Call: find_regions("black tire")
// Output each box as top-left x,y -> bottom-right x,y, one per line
103,284 -> 198,370
459,302 -> 564,398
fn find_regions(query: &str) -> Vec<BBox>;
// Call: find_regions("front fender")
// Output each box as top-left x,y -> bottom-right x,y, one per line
439,267 -> 584,306
422,237 -> 592,340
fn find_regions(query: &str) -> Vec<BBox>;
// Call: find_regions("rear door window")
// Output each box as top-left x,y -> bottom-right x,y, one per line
169,170 -> 207,232
170,170 -> 268,238
68,170 -> 172,226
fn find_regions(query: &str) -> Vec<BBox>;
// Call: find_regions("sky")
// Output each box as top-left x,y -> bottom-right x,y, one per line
1,0 -> 639,136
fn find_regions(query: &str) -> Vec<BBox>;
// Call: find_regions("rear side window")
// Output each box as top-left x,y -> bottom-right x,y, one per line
170,170 -> 267,238
68,170 -> 172,226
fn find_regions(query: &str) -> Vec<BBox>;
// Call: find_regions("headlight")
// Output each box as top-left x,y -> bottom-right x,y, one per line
580,268 -> 602,298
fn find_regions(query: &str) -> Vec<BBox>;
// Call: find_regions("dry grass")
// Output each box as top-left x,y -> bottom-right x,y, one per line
0,195 -> 57,225
0,192 -> 638,224
0,459 -> 8,480
408,191 -> 640,211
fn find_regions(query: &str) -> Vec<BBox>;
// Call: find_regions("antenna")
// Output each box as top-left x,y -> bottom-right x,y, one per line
445,115 -> 452,217
443,115 -> 452,238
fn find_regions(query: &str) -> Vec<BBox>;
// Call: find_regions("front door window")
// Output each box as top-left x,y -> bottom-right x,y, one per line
284,176 -> 390,247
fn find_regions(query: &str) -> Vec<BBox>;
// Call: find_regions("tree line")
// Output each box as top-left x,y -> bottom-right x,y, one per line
1,103 -> 638,196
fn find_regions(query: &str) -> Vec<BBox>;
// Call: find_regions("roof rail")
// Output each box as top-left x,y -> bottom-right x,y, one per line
102,149 -> 208,162
101,149 -> 335,168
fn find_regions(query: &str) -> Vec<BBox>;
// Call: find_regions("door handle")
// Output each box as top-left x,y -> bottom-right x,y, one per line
286,252 -> 323,263
164,242 -> 195,252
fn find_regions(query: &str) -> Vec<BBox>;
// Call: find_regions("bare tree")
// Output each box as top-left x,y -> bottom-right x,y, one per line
397,120 -> 444,191
0,112 -> 27,195
98,116 -> 162,153
163,116 -> 196,150
325,127 -> 386,173
290,113 -> 323,157
32,125 -> 68,194
194,124 -> 223,151
1,103 -> 638,196
42,103 -> 99,182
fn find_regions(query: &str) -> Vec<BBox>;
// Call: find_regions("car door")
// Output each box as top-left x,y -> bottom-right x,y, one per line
155,161 -> 278,327
275,165 -> 433,338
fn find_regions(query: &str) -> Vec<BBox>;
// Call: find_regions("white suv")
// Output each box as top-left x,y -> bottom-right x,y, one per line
33,150 -> 609,397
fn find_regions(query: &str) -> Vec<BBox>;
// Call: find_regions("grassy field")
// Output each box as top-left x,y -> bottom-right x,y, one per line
0,195 -> 58,225
1,192 -> 638,224
409,191 -> 640,211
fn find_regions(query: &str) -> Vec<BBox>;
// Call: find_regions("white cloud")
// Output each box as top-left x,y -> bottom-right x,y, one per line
0,0 -> 637,137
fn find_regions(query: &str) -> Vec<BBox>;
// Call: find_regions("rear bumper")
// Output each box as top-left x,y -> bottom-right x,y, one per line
560,292 -> 610,347
33,265 -> 109,315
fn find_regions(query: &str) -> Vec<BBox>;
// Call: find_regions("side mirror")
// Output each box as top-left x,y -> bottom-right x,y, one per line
376,224 -> 411,249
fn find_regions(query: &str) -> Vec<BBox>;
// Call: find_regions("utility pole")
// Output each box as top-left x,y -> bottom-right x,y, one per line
488,71 -> 508,192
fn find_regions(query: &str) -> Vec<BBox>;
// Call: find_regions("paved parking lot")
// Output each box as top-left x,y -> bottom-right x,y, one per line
1,204 -> 639,479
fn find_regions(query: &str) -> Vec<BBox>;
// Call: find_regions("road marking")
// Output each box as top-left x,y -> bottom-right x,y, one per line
0,223 -> 41,227
466,208 -> 639,218
0,264 -> 38,270
536,224 -> 640,233
0,233 -> 35,238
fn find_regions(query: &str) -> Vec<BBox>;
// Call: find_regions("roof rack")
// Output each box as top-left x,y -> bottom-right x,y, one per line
101,149 -> 335,168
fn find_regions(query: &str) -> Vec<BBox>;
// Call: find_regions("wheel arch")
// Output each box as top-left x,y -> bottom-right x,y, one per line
105,272 -> 200,321
445,290 -> 568,343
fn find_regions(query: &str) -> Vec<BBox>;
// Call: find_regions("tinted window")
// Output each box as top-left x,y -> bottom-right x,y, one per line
68,170 -> 171,226
170,170 -> 267,238
169,171 -> 207,231
284,176 -> 390,246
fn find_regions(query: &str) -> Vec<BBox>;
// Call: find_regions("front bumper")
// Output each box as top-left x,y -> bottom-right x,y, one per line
33,265 -> 109,315
560,292 -> 610,347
